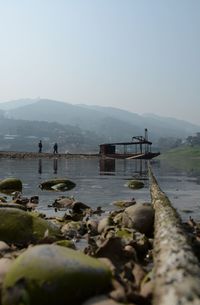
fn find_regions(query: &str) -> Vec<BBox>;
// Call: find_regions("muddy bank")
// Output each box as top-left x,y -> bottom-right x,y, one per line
0,151 -> 99,159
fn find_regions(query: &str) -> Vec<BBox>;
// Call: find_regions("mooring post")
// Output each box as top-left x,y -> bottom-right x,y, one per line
149,164 -> 200,305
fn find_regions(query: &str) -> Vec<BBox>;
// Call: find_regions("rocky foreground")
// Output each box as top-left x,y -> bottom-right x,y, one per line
0,176 -> 199,305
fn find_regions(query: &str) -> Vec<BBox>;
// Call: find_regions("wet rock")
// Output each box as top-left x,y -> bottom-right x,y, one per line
95,237 -> 126,268
122,203 -> 154,236
0,258 -> 13,300
54,239 -> 76,249
53,196 -> 75,208
132,263 -> 146,287
2,244 -> 112,305
0,241 -> 10,253
0,178 -> 22,194
0,203 -> 27,211
39,179 -> 76,191
98,217 -> 113,234
72,201 -> 90,213
86,220 -> 98,235
127,180 -> 144,190
0,197 -> 7,203
113,198 -> 136,208
61,221 -> 86,240
82,295 -> 122,305
0,208 -> 60,245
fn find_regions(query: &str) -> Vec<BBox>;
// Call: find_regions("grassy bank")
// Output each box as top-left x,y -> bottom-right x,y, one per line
159,145 -> 200,172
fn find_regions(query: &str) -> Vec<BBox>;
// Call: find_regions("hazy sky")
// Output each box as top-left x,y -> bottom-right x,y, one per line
0,0 -> 199,124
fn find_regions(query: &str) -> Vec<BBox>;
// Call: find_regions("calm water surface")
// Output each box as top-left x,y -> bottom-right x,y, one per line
0,157 -> 200,221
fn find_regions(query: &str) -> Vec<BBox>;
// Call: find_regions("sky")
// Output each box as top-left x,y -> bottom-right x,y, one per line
0,0 -> 199,124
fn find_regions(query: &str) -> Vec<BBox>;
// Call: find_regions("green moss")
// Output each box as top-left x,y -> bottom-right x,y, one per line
54,240 -> 75,249
128,180 -> 144,190
115,228 -> 133,240
0,178 -> 22,194
0,208 -> 60,245
2,245 -> 112,305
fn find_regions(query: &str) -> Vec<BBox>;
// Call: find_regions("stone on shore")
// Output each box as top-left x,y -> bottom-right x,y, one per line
2,244 -> 112,305
127,180 -> 144,190
0,178 -> 22,194
122,203 -> 154,236
0,208 -> 60,245
39,179 -> 76,191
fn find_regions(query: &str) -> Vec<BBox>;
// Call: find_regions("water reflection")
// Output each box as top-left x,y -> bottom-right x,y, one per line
99,159 -> 115,175
38,159 -> 58,175
53,159 -> 58,174
38,159 -> 42,174
99,158 -> 148,178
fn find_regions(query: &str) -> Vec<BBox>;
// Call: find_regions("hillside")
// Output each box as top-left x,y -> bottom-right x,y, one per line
1,99 -> 199,144
0,117 -> 104,153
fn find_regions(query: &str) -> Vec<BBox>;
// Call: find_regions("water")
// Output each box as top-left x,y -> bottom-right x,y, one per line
0,157 -> 200,221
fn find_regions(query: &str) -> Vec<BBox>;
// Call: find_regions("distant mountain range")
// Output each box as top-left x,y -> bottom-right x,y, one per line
0,98 -> 199,152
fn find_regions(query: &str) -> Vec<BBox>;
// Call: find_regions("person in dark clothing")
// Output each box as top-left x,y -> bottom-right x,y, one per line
53,143 -> 58,154
38,140 -> 42,153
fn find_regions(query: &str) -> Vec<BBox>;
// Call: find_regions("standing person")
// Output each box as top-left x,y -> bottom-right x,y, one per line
53,142 -> 58,154
38,140 -> 42,153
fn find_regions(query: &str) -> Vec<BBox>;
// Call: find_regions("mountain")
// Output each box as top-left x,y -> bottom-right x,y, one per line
0,98 -> 199,145
0,98 -> 37,110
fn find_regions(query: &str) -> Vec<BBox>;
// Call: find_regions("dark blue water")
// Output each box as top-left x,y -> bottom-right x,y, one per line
0,157 -> 200,221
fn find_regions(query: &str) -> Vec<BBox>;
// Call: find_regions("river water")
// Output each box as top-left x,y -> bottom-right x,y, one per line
0,157 -> 200,221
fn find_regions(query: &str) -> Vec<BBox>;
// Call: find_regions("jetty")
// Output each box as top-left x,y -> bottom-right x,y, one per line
99,129 -> 160,160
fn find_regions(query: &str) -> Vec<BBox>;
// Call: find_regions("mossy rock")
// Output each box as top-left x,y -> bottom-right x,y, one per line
2,244 -> 112,305
54,239 -> 75,249
39,179 -> 76,191
0,178 -> 22,194
0,208 -> 60,245
127,180 -> 144,190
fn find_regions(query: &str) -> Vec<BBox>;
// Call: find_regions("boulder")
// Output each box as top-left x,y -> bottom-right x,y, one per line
39,179 -> 76,191
122,203 -> 154,236
0,208 -> 60,245
0,178 -> 22,194
127,180 -> 144,190
2,244 -> 112,305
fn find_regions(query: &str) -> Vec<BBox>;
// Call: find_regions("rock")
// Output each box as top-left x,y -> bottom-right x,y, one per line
61,221 -> 86,239
0,258 -> 13,301
122,203 -> 154,236
0,208 -> 60,245
53,196 -> 75,208
0,178 -> 22,194
54,239 -> 76,249
112,198 -> 136,208
86,220 -> 98,235
82,295 -> 122,305
72,201 -> 90,212
2,244 -> 112,305
127,180 -> 144,190
0,241 -> 10,253
39,179 -> 76,191
97,217 -> 113,234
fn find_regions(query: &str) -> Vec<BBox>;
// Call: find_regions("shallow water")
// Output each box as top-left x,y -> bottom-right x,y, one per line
0,157 -> 200,221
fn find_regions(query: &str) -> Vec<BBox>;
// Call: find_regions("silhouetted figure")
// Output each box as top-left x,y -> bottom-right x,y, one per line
38,140 -> 42,153
53,143 -> 58,154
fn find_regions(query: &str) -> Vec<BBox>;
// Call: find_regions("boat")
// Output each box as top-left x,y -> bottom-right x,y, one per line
99,129 -> 160,160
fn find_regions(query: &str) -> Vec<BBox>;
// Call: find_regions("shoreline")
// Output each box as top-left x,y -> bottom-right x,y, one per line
0,151 -> 100,159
